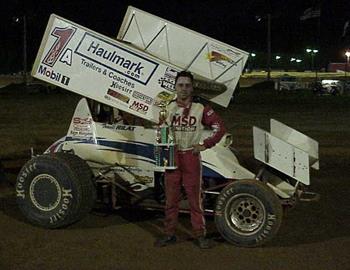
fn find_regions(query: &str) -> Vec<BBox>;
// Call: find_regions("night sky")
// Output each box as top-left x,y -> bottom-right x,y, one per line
1,0 -> 349,73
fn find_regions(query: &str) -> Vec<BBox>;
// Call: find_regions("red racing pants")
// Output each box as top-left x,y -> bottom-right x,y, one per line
164,150 -> 205,238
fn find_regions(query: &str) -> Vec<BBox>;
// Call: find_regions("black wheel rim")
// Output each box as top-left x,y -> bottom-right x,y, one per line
29,174 -> 61,211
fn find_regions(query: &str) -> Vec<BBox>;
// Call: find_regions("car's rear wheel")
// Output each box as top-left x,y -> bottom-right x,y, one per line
215,179 -> 282,247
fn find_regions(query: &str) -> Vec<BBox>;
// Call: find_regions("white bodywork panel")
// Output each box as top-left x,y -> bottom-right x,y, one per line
117,6 -> 249,107
46,99 -> 320,199
201,146 -> 255,180
55,98 -> 255,188
253,119 -> 319,186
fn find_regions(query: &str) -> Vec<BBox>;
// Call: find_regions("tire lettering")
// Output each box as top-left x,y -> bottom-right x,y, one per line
16,162 -> 38,199
62,188 -> 73,198
50,215 -> 57,224
16,188 -> 25,199
267,214 -> 276,220
255,213 -> 275,243
17,170 -> 27,198
49,187 -> 73,224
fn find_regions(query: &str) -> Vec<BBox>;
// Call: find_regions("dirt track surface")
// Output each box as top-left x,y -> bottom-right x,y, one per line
1,87 -> 350,269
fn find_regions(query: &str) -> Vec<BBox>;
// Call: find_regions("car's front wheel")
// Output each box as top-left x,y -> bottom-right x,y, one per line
16,153 -> 96,228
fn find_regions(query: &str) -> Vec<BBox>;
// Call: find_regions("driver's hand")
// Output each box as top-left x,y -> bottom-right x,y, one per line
192,144 -> 206,154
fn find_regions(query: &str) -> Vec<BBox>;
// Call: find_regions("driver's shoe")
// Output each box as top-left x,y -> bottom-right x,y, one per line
194,236 -> 212,249
154,235 -> 177,247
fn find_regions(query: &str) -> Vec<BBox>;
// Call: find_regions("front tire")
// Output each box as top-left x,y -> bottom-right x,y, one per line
215,179 -> 282,247
16,153 -> 96,228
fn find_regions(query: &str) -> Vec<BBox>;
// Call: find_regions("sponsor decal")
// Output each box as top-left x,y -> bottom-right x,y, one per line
109,74 -> 135,89
70,117 -> 93,137
207,43 -> 241,69
158,67 -> 177,91
129,100 -> 149,115
102,124 -> 136,131
116,125 -> 136,131
173,126 -> 196,132
206,109 -> 214,117
115,125 -> 136,131
132,91 -> 153,105
81,58 -> 102,73
154,91 -> 175,106
207,51 -> 233,63
109,79 -> 133,95
106,89 -> 130,104
134,175 -> 153,184
114,166 -> 142,173
75,33 -> 159,85
37,65 -> 70,86
43,26 -> 76,67
164,67 -> 178,79
171,115 -> 197,132
73,117 -> 92,125
172,115 -> 197,126
158,77 -> 175,91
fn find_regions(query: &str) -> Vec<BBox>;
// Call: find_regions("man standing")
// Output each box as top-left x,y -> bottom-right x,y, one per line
155,71 -> 226,249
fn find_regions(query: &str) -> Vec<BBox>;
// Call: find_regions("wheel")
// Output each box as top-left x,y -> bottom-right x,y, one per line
215,179 -> 282,247
16,153 -> 96,228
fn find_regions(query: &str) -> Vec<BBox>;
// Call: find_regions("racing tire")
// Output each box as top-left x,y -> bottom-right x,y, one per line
16,153 -> 96,228
215,179 -> 282,247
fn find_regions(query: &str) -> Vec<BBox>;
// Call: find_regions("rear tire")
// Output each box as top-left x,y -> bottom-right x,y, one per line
16,153 -> 96,228
215,179 -> 282,247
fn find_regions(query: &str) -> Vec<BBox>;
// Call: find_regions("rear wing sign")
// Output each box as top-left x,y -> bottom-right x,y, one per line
32,11 -> 248,122
32,14 -> 179,122
118,6 -> 249,107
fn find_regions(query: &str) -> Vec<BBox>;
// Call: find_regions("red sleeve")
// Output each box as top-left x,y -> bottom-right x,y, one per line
201,105 -> 226,149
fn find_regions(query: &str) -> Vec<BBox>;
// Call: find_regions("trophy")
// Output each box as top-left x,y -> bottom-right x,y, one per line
154,97 -> 176,170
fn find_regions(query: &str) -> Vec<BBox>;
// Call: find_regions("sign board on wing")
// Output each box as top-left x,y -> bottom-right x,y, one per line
117,6 -> 249,107
32,14 -> 180,123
